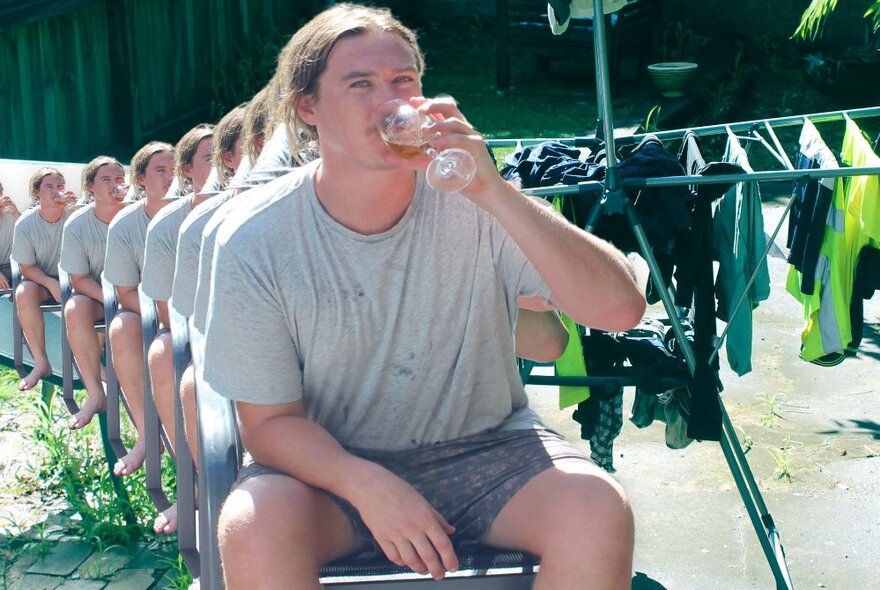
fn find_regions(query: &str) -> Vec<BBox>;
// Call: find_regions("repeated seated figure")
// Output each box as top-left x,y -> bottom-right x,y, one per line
103,142 -> 175,476
60,156 -> 127,429
11,168 -> 79,390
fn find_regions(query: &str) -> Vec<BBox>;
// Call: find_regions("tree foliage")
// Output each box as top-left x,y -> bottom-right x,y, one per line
793,0 -> 880,40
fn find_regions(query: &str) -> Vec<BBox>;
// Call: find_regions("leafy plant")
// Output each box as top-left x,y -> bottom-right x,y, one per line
641,105 -> 662,133
793,0 -> 880,41
755,392 -> 786,428
768,435 -> 800,483
657,21 -> 709,62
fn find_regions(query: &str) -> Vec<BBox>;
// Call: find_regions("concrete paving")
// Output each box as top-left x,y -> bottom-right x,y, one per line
527,201 -> 880,589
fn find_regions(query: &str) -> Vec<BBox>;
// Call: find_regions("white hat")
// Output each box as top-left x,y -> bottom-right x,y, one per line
548,0 -> 628,35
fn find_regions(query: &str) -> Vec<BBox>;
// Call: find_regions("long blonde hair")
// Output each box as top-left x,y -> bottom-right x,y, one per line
275,3 -> 424,164
81,156 -> 124,202
213,105 -> 247,185
174,124 -> 214,191
29,167 -> 64,205
242,82 -> 278,164
130,141 -> 174,198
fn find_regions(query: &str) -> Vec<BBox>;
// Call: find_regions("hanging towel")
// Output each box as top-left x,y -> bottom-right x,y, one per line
711,133 -> 771,376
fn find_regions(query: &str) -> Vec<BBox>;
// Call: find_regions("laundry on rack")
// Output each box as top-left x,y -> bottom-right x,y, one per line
794,116 -> 880,364
786,120 -> 840,296
660,131 -> 744,307
500,138 -> 695,255
571,318 -> 695,470
849,246 -> 880,352
712,131 -> 771,376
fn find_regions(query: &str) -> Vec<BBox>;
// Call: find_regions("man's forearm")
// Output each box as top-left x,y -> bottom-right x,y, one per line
71,276 -> 103,303
116,288 -> 141,314
243,413 -> 384,504
480,181 -> 645,331
20,265 -> 58,292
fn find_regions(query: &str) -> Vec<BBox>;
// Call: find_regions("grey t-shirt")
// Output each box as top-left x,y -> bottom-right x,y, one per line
141,196 -> 193,301
192,154 -> 289,332
171,192 -> 234,318
203,161 -> 552,451
0,211 -> 16,264
59,205 -> 110,283
104,201 -> 150,287
11,206 -> 70,277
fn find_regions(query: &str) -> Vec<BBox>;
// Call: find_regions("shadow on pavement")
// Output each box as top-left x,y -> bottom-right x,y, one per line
819,418 -> 880,441
631,571 -> 668,589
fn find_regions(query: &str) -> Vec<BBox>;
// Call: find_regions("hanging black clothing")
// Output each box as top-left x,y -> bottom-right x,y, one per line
500,139 -> 694,256
848,246 -> 880,354
787,149 -> 837,296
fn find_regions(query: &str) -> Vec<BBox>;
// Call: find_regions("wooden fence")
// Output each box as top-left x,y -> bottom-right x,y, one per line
0,0 -> 325,163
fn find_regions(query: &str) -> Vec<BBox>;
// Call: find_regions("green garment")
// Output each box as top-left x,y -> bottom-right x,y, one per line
793,117 -> 880,362
556,313 -> 590,408
712,133 -> 771,376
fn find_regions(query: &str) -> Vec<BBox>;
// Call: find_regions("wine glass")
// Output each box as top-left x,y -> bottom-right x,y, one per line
54,190 -> 77,207
377,99 -> 477,193
111,183 -> 130,202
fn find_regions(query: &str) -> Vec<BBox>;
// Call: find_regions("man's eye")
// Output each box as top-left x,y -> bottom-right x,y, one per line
350,80 -> 370,88
394,75 -> 415,84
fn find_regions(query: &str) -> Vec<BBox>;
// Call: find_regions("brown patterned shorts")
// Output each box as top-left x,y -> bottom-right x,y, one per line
235,427 -> 591,552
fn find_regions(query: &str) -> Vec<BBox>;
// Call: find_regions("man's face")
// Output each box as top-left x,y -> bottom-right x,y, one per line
223,135 -> 244,174
139,151 -> 175,200
185,137 -> 214,192
35,174 -> 66,210
298,31 -> 423,169
90,164 -> 126,204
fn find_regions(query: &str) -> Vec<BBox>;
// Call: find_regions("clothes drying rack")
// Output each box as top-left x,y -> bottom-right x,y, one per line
484,2 -> 880,588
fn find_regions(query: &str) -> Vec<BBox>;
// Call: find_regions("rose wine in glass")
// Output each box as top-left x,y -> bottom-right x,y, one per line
377,99 -> 477,193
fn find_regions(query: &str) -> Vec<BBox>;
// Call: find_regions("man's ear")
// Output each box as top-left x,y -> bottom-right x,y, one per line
297,94 -> 317,126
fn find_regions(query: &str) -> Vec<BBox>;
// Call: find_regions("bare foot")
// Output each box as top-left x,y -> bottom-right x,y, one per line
153,502 -> 178,534
113,439 -> 146,476
18,364 -> 51,391
68,394 -> 107,430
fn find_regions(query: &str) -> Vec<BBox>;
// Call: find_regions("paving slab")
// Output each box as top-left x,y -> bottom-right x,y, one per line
55,579 -> 107,589
104,568 -> 159,590
78,545 -> 140,579
123,546 -> 166,571
9,573 -> 62,589
27,541 -> 94,576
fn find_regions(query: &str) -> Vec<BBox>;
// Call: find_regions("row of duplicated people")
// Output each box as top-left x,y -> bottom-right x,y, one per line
2,78 -> 577,539
4,101 -> 251,534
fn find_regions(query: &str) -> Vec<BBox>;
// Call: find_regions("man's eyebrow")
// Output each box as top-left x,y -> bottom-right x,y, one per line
341,70 -> 373,81
340,66 -> 418,81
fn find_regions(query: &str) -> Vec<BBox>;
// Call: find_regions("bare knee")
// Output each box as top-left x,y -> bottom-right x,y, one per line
65,295 -> 99,329
218,473 -> 358,580
147,333 -> 172,374
547,472 -> 634,560
109,312 -> 142,355
16,281 -> 44,306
